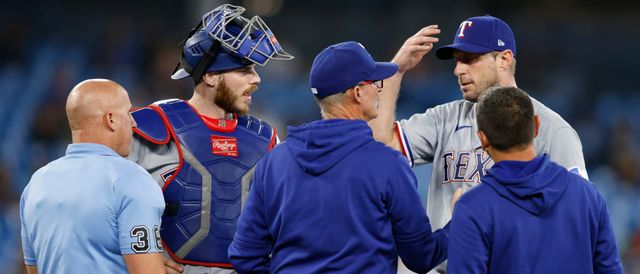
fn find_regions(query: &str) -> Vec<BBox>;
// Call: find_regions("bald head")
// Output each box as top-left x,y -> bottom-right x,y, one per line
66,79 -> 128,130
66,79 -> 135,156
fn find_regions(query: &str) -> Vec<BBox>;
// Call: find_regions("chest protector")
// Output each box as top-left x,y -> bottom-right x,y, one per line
132,100 -> 274,267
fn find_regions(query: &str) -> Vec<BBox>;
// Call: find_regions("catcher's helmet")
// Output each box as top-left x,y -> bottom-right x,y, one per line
171,4 -> 293,81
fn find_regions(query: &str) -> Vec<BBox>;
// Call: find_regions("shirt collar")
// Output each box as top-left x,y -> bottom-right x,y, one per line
65,143 -> 120,157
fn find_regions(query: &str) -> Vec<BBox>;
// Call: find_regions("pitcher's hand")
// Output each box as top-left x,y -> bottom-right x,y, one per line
392,25 -> 440,73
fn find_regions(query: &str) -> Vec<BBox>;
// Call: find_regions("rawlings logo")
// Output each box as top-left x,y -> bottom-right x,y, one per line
213,141 -> 236,151
211,135 -> 238,157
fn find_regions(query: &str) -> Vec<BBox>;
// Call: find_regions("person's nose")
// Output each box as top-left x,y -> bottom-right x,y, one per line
454,60 -> 467,77
130,113 -> 137,128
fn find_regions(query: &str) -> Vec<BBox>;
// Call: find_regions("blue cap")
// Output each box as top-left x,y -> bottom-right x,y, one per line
435,15 -> 516,60
309,41 -> 398,98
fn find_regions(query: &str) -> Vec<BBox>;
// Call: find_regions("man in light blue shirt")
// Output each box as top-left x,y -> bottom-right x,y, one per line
20,79 -> 167,274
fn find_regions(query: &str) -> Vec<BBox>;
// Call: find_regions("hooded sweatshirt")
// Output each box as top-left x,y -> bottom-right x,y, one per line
447,154 -> 623,274
228,119 -> 449,274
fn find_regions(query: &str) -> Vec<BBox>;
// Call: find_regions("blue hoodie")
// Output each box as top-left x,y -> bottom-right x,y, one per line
228,119 -> 449,273
447,154 -> 623,274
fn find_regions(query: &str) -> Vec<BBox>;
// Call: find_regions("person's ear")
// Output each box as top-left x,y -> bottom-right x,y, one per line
201,72 -> 219,87
534,115 -> 540,137
104,112 -> 116,132
498,50 -> 514,72
477,130 -> 491,151
352,85 -> 364,103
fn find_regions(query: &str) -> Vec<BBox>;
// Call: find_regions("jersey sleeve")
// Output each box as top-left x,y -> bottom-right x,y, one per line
20,194 -> 36,265
397,108 -> 441,167
387,154 -> 448,273
546,127 -> 589,179
127,135 -> 179,188
114,168 -> 165,255
126,135 -> 147,165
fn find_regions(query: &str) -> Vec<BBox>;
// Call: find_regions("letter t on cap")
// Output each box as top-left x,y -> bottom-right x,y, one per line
457,21 -> 473,38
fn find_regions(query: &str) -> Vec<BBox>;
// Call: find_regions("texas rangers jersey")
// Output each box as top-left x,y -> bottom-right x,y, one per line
396,97 -> 587,232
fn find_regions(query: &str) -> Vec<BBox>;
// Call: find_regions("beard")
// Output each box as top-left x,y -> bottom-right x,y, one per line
461,74 -> 500,102
213,79 -> 257,115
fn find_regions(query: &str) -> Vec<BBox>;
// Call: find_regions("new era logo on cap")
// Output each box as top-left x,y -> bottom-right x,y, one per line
435,15 -> 516,60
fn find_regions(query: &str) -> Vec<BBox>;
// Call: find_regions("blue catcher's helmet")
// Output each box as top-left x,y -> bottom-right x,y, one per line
171,4 -> 294,81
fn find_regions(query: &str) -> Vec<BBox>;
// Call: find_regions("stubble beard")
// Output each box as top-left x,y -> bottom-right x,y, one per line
463,75 -> 500,103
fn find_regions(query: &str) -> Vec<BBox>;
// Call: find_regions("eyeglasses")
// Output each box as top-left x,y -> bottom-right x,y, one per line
358,79 -> 383,89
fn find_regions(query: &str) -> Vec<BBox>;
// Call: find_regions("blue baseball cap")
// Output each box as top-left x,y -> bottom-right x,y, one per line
309,41 -> 398,98
435,15 -> 516,60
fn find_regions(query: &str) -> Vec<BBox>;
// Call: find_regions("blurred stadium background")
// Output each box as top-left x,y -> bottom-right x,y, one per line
1,0 -> 639,273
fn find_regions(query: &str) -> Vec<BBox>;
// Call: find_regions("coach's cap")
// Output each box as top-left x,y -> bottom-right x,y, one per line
309,41 -> 398,98
435,15 -> 516,60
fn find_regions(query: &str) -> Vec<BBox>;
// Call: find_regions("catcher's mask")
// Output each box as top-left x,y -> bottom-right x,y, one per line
171,4 -> 294,82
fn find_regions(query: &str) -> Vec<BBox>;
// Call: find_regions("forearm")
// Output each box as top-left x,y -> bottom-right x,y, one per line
370,25 -> 440,149
369,71 -> 404,147
124,253 -> 167,274
26,265 -> 37,274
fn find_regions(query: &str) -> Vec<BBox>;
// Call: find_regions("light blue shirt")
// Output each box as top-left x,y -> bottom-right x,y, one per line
20,143 -> 165,274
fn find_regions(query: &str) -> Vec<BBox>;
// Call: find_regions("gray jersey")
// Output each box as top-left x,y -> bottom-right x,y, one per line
397,97 -> 587,232
128,136 -> 180,189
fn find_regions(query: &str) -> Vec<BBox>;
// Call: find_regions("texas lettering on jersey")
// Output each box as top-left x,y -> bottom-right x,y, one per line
441,150 -> 492,184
